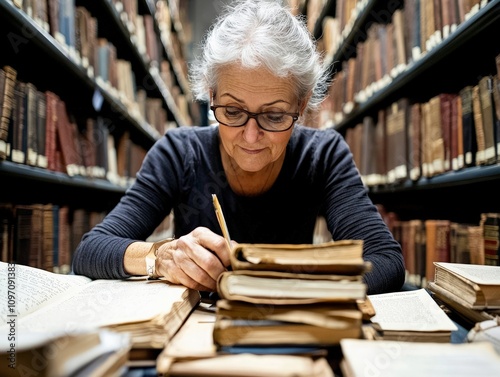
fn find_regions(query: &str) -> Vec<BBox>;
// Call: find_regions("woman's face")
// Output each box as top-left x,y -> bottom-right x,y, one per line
214,64 -> 300,173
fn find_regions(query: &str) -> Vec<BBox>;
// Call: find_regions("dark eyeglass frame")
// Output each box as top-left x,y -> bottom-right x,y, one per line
210,105 -> 299,132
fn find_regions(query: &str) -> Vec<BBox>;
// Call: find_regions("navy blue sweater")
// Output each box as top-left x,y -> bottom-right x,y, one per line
72,125 -> 405,294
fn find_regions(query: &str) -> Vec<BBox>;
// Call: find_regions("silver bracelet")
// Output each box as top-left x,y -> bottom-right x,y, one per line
145,238 -> 175,279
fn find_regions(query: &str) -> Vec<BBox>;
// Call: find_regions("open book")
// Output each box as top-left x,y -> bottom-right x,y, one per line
0,262 -> 200,351
365,288 -> 457,342
432,262 -> 500,309
340,339 -> 500,377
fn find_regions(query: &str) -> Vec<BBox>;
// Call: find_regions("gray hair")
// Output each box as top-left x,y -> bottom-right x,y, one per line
189,0 -> 330,113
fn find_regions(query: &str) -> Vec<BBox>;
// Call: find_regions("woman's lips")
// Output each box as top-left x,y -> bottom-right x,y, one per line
241,147 -> 264,154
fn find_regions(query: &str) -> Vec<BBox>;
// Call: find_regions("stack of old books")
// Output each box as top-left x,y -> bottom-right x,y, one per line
156,240 -> 371,377
428,262 -> 500,324
213,240 -> 371,349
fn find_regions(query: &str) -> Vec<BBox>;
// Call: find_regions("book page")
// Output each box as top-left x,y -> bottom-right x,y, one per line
435,262 -> 500,285
0,261 -> 91,320
368,288 -> 457,331
340,339 -> 500,377
11,279 -> 193,336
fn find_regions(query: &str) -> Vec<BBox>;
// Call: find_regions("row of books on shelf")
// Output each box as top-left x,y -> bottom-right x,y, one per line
378,206 -> 500,286
0,203 -> 105,274
318,0 -> 487,124
0,65 -> 153,184
344,57 -> 500,186
0,202 -> 173,273
7,0 -> 190,128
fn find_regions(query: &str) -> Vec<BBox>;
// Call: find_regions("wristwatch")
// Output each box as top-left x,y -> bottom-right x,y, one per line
145,238 -> 175,279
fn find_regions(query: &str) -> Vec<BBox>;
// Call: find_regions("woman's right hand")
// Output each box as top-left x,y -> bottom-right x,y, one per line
155,226 -> 233,291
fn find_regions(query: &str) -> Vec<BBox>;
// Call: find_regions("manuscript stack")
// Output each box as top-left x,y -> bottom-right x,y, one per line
213,240 -> 371,348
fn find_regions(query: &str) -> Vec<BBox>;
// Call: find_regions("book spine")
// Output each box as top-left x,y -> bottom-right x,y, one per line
483,213 -> 500,266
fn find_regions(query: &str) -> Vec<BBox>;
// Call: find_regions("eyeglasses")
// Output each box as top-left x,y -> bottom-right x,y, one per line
211,105 -> 299,132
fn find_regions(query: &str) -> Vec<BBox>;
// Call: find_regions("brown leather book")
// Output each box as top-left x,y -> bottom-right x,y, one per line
55,99 -> 84,176
46,0 -> 60,39
450,222 -> 472,264
0,66 -> 17,160
44,91 -> 59,172
425,219 -> 451,284
42,203 -> 54,272
361,116 -> 377,186
375,109 -> 387,184
456,93 -> 464,168
0,204 -> 14,263
413,219 -> 426,287
439,93 -> 453,172
385,23 -> 395,78
25,82 -> 39,167
433,0 -> 443,42
377,25 -> 389,79
403,0 -> 415,64
478,76 -> 496,164
468,224 -> 484,265
342,58 -> 359,114
36,90 -> 47,168
0,68 -> 6,158
13,205 -> 32,267
28,204 -> 44,269
57,206 -> 71,274
493,75 -> 500,162
472,84 -> 486,165
10,80 -> 27,164
482,213 -> 500,266
429,95 -> 446,176
408,102 -> 422,181
421,0 -> 435,54
391,99 -> 409,183
459,85 -> 477,167
451,94 -> 464,170
392,9 -> 406,70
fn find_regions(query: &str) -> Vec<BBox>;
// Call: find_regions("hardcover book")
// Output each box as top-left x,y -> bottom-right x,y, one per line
229,240 -> 368,275
217,270 -> 367,305
432,262 -> 500,309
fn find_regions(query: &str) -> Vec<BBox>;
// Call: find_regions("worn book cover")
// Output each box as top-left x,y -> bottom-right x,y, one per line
230,240 -> 369,275
433,262 -> 500,309
217,269 -> 366,305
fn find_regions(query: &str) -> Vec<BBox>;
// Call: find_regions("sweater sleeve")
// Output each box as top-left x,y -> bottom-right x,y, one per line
72,132 -> 187,279
320,131 -> 405,294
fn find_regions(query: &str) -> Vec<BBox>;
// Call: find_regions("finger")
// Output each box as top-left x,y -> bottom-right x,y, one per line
172,248 -> 219,290
176,235 -> 227,282
159,257 -> 214,291
191,227 -> 232,267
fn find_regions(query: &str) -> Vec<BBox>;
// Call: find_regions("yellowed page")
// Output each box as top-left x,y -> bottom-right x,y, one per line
0,261 -> 91,319
368,288 -> 457,331
340,339 -> 500,377
12,279 -> 195,332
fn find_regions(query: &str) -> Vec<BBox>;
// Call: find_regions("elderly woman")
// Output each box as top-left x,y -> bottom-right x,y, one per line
73,0 -> 405,294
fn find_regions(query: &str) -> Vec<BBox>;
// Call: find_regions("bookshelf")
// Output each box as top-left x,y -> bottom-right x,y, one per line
309,0 -> 500,224
0,0 -> 193,270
